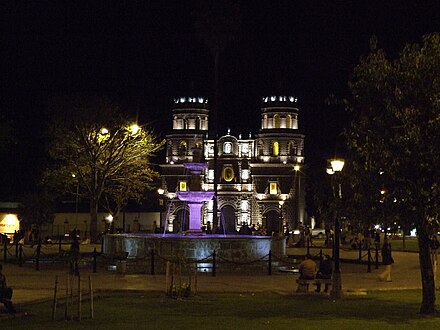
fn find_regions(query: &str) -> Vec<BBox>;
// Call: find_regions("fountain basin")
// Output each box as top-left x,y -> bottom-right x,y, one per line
176,191 -> 214,202
103,233 -> 286,262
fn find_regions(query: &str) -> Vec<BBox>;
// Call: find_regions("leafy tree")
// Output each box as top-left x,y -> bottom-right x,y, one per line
44,96 -> 164,242
346,34 -> 440,314
18,192 -> 55,232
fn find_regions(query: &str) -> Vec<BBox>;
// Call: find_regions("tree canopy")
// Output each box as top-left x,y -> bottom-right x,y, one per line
346,33 -> 440,314
44,96 -> 164,241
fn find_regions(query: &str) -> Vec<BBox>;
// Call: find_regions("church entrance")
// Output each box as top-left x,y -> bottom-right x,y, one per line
174,209 -> 189,233
265,210 -> 281,235
220,205 -> 236,234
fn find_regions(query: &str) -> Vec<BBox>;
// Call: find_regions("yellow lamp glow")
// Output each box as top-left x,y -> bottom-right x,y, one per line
330,159 -> 345,172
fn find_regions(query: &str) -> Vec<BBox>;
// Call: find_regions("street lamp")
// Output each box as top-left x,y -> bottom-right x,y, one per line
327,158 -> 345,300
158,188 -> 165,230
278,200 -> 285,236
294,164 -> 301,228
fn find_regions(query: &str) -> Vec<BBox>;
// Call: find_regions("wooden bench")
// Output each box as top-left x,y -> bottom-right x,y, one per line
296,278 -> 332,293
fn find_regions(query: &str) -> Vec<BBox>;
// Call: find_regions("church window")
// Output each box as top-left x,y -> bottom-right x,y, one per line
274,114 -> 280,128
222,166 -> 235,182
272,141 -> 279,156
223,142 -> 232,154
269,182 -> 278,195
241,169 -> 249,180
179,140 -> 187,156
286,115 -> 291,128
179,181 -> 187,191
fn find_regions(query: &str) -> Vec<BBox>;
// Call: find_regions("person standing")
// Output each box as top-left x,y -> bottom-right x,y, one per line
379,240 -> 394,282
0,264 -> 16,314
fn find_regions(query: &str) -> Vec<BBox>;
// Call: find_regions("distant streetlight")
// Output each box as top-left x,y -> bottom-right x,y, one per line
106,214 -> 114,233
130,124 -> 141,135
327,158 -> 344,300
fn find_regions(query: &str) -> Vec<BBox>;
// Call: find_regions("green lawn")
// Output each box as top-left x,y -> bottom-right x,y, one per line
3,290 -> 440,329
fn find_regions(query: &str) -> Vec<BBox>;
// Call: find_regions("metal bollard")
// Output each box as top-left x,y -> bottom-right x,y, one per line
367,248 -> 371,273
268,250 -> 272,275
212,250 -> 216,277
93,248 -> 97,273
375,245 -> 379,269
150,249 -> 155,275
19,244 -> 23,267
36,239 -> 42,271
3,238 -> 7,263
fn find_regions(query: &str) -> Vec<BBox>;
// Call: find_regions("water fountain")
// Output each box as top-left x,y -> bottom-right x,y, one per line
175,148 -> 214,235
103,147 -> 285,271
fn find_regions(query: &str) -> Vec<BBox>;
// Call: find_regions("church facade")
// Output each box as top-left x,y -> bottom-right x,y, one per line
159,95 -> 306,234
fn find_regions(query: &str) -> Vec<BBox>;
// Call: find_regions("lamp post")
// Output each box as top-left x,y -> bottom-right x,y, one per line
158,188 -> 165,231
278,200 -> 285,236
294,164 -> 300,228
327,158 -> 344,300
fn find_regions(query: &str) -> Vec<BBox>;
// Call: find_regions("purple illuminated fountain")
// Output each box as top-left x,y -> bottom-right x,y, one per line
177,148 -> 214,235
103,147 -> 286,270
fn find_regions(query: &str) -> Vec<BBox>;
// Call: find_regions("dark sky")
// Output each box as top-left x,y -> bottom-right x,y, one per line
2,0 -> 440,199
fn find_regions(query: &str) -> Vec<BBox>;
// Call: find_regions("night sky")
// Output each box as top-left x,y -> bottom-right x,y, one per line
2,1 -> 440,199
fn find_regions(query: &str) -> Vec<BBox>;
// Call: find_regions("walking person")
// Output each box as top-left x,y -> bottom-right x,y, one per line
379,240 -> 394,282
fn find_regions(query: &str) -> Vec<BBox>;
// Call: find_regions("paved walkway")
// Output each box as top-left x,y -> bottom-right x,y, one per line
0,244 -> 424,307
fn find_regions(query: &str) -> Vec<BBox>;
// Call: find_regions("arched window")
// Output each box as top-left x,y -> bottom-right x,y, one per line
286,115 -> 292,129
273,114 -> 280,128
223,142 -> 232,154
288,141 -> 297,156
179,140 -> 187,156
222,166 -> 235,182
272,141 -> 279,156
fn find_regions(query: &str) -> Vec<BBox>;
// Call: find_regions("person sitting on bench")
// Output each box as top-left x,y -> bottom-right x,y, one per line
298,254 -> 317,279
0,264 -> 16,314
315,254 -> 332,293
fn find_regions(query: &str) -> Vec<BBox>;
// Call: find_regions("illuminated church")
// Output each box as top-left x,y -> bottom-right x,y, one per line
159,95 -> 306,234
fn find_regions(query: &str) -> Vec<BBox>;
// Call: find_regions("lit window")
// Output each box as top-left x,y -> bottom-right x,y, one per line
222,166 -> 235,182
241,200 -> 249,211
273,141 -> 279,156
179,181 -> 187,191
269,182 -> 278,195
223,142 -> 232,154
208,169 -> 214,180
241,143 -> 249,154
241,169 -> 249,180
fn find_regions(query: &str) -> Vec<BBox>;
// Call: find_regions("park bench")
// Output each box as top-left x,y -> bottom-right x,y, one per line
296,278 -> 332,293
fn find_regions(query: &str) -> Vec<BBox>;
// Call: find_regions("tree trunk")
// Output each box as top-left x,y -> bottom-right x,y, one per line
417,223 -> 436,314
90,199 -> 99,243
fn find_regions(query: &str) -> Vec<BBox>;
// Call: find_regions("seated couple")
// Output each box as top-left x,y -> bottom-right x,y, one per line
298,254 -> 332,293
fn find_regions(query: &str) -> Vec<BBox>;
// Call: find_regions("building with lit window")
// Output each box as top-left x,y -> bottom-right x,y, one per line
159,96 -> 305,234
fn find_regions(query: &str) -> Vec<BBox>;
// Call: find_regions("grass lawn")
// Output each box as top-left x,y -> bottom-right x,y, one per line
3,290 -> 440,329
